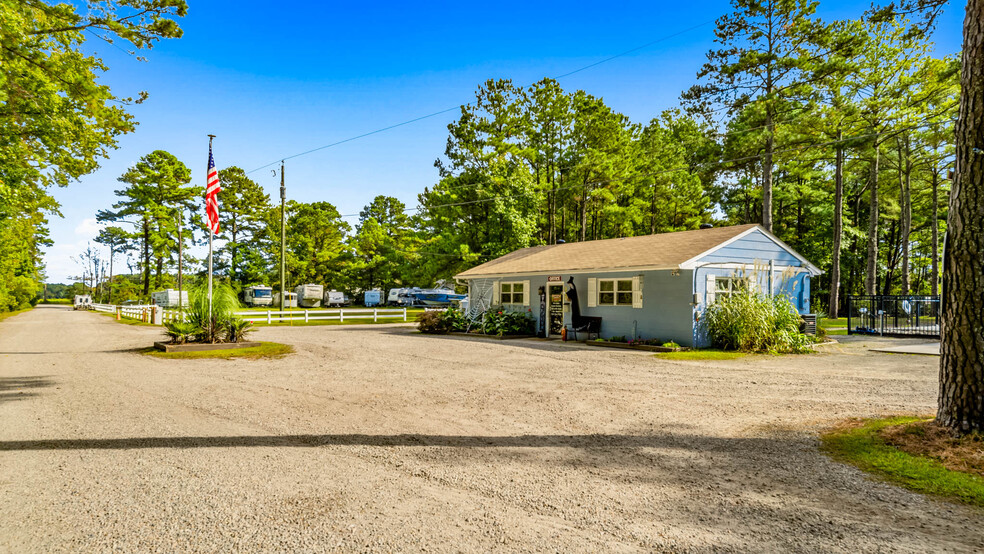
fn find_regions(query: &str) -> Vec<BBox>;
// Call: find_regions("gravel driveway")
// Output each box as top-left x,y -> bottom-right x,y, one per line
0,305 -> 980,552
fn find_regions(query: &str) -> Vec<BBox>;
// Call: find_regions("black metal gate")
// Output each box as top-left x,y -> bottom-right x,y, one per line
846,295 -> 940,338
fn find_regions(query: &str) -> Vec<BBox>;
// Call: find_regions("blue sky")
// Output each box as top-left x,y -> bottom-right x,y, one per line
46,0 -> 966,282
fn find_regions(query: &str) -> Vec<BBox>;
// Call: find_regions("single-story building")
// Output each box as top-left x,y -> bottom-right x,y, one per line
454,224 -> 821,347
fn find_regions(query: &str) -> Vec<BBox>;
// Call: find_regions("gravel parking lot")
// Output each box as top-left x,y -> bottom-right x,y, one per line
1,305 -> 981,552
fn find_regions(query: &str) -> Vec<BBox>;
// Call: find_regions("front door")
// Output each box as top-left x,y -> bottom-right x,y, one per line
548,284 -> 564,337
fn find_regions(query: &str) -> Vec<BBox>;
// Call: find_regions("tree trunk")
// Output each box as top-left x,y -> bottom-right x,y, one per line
932,168 -> 940,296
829,137 -> 844,319
142,217 -> 151,297
899,135 -> 913,296
864,144 -> 880,295
939,0 -> 984,434
107,246 -> 114,304
762,111 -> 774,232
580,178 -> 588,242
231,215 -> 238,281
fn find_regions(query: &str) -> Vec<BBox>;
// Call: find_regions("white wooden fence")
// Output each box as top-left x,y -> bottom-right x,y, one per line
88,303 -> 410,326
234,308 -> 409,324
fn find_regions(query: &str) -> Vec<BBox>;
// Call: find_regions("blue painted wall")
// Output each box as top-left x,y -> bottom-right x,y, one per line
467,270 -> 697,346
464,229 -> 816,348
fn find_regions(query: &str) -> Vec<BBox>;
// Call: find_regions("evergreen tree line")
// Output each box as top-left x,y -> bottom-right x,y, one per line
81,2 -> 959,314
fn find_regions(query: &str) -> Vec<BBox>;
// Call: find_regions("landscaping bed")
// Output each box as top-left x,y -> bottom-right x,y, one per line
821,417 -> 984,507
143,341 -> 293,360
586,340 -> 686,352
154,340 -> 262,353
446,331 -> 536,340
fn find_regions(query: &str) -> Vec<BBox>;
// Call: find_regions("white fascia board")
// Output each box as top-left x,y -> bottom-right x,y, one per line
678,225 -> 823,276
455,264 -> 679,281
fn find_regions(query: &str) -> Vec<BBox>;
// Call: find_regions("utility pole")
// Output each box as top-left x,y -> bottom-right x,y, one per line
280,161 -> 287,311
177,208 -> 183,310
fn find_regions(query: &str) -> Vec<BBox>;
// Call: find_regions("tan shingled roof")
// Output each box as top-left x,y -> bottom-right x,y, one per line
456,224 -> 761,279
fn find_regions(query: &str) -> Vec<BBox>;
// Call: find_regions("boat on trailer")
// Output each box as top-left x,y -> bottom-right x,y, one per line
407,285 -> 467,307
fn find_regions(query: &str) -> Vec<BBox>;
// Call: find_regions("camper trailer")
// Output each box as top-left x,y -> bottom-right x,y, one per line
151,289 -> 189,308
73,295 -> 92,310
243,285 -> 274,307
325,290 -> 351,307
274,291 -> 297,308
387,288 -> 415,306
363,289 -> 383,307
294,284 -> 324,308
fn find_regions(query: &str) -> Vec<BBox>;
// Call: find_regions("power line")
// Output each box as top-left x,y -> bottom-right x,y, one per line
245,19 -> 717,175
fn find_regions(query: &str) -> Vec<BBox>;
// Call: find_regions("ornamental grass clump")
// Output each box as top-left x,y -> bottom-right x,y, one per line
701,288 -> 812,354
163,282 -> 253,344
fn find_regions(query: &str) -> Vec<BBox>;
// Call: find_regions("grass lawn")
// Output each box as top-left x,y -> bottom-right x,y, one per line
0,307 -> 34,323
249,317 -> 413,327
235,306 -> 426,313
820,317 -> 848,329
824,328 -> 849,335
653,349 -> 748,361
821,416 -> 984,508
39,299 -> 72,305
96,311 -> 156,326
141,341 -> 294,360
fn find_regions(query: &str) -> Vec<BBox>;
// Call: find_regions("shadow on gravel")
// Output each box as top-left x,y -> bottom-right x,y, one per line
0,376 -> 55,404
0,432 -> 780,452
333,326 -> 600,353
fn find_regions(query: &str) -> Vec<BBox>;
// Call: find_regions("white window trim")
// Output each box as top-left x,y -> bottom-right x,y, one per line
597,278 -> 635,307
499,280 -> 530,306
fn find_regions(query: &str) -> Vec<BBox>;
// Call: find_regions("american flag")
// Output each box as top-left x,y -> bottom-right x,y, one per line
205,144 -> 221,234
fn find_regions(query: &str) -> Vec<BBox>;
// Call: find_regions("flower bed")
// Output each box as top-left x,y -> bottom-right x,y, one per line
585,337 -> 687,352
417,307 -> 535,337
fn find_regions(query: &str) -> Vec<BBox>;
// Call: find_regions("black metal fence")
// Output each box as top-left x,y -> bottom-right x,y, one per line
846,295 -> 940,338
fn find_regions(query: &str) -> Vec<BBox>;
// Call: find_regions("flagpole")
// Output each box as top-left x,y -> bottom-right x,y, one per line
207,134 -> 216,340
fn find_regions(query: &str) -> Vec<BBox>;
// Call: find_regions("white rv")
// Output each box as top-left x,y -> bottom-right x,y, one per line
274,291 -> 298,308
387,288 -> 415,306
151,289 -> 188,308
325,290 -> 351,307
243,285 -> 274,307
73,295 -> 92,310
294,284 -> 324,308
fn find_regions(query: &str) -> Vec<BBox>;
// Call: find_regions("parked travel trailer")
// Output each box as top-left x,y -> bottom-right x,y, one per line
387,288 -> 415,306
151,289 -> 189,308
325,290 -> 351,307
363,289 -> 383,307
73,295 -> 92,310
274,291 -> 297,308
243,285 -> 274,307
294,284 -> 324,308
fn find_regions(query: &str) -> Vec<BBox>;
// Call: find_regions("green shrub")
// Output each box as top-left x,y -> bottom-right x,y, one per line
164,321 -> 199,344
168,282 -> 253,344
701,289 -> 812,353
441,306 -> 470,332
482,308 -> 535,336
662,341 -> 680,349
417,310 -> 449,334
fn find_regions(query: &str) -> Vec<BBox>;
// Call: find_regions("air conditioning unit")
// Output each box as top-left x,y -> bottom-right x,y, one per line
801,314 -> 818,336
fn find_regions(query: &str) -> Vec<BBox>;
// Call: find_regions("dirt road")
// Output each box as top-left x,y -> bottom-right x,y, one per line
1,305 -> 980,552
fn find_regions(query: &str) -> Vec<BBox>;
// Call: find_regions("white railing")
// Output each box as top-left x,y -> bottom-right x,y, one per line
88,304 -> 411,326
234,307 -> 409,324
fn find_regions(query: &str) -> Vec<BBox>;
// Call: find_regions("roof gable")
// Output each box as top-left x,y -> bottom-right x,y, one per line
456,224 -> 769,279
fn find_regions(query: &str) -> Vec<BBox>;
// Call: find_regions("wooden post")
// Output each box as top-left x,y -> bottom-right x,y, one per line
267,310 -> 271,325
340,309 -> 344,323
374,308 -> 378,323
304,310 -> 309,323
403,308 -> 407,321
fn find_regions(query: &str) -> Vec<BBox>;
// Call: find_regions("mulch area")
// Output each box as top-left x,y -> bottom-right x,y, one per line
880,420 -> 984,478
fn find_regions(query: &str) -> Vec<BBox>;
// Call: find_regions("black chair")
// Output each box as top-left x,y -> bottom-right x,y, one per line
570,316 -> 602,341
565,277 -> 602,340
